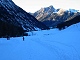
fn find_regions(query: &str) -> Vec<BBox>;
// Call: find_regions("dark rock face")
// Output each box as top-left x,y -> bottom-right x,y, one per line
0,0 -> 49,38
56,15 -> 80,30
32,6 -> 80,27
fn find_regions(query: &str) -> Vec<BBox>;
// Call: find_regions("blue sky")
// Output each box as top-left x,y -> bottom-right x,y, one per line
12,0 -> 80,13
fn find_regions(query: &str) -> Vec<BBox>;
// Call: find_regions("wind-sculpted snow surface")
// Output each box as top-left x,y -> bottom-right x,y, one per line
0,23 -> 80,60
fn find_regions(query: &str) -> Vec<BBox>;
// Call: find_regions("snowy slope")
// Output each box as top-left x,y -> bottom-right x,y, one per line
0,23 -> 80,60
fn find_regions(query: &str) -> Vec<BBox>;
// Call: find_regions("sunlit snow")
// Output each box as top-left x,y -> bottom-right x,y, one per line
0,23 -> 80,60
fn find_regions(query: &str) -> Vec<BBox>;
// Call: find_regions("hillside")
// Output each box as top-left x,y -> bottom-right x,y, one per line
0,0 -> 49,37
56,15 -> 80,30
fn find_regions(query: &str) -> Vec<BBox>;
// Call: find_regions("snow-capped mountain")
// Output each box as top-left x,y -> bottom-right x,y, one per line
0,0 -> 49,37
31,5 -> 80,27
33,5 -> 57,17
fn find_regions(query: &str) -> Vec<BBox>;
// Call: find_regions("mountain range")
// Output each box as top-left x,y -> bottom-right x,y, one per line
0,0 -> 80,38
31,5 -> 80,27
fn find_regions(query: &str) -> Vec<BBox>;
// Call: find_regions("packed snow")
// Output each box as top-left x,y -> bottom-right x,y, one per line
0,23 -> 80,60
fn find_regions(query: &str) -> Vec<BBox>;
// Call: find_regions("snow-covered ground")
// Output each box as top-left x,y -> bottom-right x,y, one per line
0,23 -> 80,60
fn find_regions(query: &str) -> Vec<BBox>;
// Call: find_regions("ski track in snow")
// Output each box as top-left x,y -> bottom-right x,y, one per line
30,35 -> 80,60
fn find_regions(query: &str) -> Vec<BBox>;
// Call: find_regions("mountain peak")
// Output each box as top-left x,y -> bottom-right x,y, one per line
57,8 -> 66,16
44,5 -> 56,12
69,9 -> 79,13
49,5 -> 54,9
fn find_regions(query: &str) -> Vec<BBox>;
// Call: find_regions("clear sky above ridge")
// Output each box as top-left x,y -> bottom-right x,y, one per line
12,0 -> 80,13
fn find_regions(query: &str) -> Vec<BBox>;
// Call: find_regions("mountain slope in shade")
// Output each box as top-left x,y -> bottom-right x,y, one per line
0,0 -> 49,31
31,5 -> 80,27
56,15 -> 80,30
